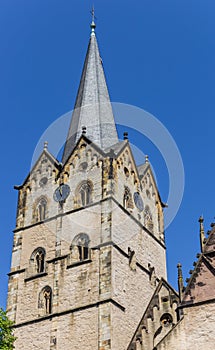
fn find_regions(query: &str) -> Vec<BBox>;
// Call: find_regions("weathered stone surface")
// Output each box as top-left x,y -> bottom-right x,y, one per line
156,303 -> 215,350
6,22 -> 193,350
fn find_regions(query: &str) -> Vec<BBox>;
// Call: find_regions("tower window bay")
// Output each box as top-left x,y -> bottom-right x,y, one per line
77,181 -> 93,207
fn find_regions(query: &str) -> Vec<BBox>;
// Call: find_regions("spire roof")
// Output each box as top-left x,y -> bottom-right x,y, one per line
62,21 -> 119,163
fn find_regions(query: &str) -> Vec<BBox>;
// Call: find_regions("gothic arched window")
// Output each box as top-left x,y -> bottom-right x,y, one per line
71,233 -> 90,261
38,286 -> 52,315
123,187 -> 133,210
44,287 -> 52,314
77,181 -> 92,206
35,249 -> 45,273
33,197 -> 48,223
30,247 -> 46,274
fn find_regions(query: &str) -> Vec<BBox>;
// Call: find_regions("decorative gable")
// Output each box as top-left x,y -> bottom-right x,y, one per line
127,279 -> 179,350
15,148 -> 60,229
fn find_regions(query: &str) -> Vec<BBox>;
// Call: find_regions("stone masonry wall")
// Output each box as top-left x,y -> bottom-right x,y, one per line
111,246 -> 155,350
111,204 -> 167,280
156,302 -> 215,350
14,307 -> 98,350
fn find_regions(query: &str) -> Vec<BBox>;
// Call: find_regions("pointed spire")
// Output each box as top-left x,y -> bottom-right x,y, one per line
199,215 -> 206,252
177,263 -> 184,302
62,17 -> 119,164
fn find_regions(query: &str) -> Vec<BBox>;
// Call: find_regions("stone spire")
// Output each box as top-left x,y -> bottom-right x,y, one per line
62,19 -> 119,164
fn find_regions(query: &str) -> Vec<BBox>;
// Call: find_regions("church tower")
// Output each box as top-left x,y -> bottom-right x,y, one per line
7,20 -> 167,350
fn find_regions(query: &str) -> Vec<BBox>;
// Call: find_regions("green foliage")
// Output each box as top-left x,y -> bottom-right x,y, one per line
0,308 -> 16,349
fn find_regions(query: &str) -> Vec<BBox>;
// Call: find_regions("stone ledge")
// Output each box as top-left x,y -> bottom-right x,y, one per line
13,298 -> 125,329
67,259 -> 92,269
178,297 -> 215,310
93,241 -> 151,276
24,272 -> 48,282
46,254 -> 68,264
8,268 -> 26,277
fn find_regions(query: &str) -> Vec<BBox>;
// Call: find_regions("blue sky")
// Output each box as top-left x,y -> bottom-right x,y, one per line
0,0 -> 215,308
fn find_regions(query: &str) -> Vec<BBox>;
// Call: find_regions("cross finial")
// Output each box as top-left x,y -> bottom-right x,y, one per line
90,6 -> 96,34
91,5 -> 95,22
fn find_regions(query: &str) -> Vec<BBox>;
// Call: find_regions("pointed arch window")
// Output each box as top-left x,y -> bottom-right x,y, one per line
33,197 -> 48,223
44,287 -> 52,314
38,286 -> 52,315
71,233 -> 90,261
77,181 -> 93,207
35,249 -> 45,273
30,247 -> 46,275
123,187 -> 133,210
38,198 -> 47,221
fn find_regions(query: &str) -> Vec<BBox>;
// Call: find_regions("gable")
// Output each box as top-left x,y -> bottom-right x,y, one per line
61,135 -> 105,183
17,149 -> 60,190
62,134 -> 107,170
114,142 -> 141,187
128,279 -> 179,350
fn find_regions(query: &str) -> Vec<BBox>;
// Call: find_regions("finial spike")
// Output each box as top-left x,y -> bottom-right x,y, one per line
177,263 -> 184,302
145,155 -> 149,163
44,141 -> 48,150
90,6 -> 96,34
91,5 -> 95,22
199,215 -> 204,224
123,132 -> 128,140
199,215 -> 206,252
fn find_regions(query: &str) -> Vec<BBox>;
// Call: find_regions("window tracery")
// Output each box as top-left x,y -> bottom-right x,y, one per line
30,247 -> 46,275
35,249 -> 45,273
33,197 -> 48,222
77,181 -> 92,206
44,287 -> 52,314
71,233 -> 90,261
38,286 -> 52,315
